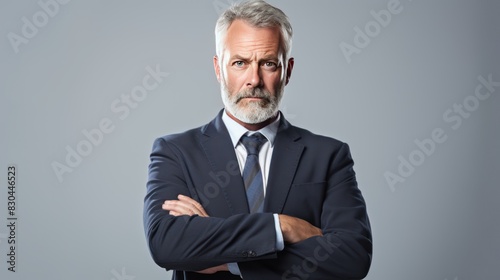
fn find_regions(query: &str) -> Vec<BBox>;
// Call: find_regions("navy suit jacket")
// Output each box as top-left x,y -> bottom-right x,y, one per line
143,110 -> 372,280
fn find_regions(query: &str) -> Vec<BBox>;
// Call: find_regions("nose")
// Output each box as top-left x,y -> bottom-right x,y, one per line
246,64 -> 262,88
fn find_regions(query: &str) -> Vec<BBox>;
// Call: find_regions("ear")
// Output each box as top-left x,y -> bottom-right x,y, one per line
285,57 -> 294,85
213,55 -> 221,83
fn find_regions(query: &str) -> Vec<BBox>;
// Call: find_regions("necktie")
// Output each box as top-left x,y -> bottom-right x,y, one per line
240,133 -> 267,213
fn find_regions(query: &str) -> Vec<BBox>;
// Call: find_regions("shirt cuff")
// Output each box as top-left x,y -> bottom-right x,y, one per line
229,214 -> 283,275
273,213 -> 284,251
228,262 -> 241,276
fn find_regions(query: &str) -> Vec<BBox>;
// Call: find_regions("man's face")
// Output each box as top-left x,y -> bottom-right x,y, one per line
214,20 -> 293,124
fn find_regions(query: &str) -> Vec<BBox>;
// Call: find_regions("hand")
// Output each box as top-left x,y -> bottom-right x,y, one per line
162,194 -> 208,217
196,264 -> 229,274
278,214 -> 323,244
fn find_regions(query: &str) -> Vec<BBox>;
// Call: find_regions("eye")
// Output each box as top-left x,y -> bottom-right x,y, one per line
263,61 -> 278,71
233,61 -> 245,67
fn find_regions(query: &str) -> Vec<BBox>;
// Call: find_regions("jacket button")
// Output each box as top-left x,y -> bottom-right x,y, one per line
242,251 -> 248,257
248,250 -> 256,257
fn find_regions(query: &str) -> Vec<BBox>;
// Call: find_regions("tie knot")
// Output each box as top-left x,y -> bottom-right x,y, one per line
240,133 -> 267,155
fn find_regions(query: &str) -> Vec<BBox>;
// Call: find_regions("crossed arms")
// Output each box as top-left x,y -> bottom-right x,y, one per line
143,136 -> 372,279
163,194 -> 323,273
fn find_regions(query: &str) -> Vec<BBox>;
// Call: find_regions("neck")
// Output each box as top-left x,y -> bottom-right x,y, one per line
226,111 -> 278,131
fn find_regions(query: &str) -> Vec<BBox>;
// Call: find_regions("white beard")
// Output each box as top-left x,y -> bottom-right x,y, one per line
220,77 -> 284,124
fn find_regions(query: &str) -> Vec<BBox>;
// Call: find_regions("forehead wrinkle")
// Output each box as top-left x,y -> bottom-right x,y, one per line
227,41 -> 280,62
232,37 -> 277,47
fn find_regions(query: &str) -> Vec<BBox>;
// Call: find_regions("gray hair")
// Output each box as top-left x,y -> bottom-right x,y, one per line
215,0 -> 293,63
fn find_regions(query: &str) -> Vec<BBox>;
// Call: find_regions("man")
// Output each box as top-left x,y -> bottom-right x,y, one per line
143,1 -> 372,279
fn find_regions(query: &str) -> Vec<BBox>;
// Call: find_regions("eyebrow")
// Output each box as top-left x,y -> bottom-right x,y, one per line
230,54 -> 249,61
230,54 -> 280,62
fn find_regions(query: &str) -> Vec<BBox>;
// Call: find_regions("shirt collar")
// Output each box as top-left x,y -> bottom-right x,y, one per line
222,109 -> 280,148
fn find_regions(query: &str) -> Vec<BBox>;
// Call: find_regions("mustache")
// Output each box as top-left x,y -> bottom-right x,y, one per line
235,88 -> 272,103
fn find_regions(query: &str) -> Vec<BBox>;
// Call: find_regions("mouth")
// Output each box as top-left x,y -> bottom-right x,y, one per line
237,96 -> 268,103
242,97 -> 263,101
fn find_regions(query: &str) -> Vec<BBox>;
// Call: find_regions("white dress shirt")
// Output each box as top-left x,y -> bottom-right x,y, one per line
221,110 -> 284,275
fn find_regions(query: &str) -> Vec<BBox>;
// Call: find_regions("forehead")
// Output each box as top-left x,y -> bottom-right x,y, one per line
224,19 -> 281,57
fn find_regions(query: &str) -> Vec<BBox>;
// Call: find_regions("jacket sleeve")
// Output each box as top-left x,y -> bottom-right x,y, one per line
240,143 -> 372,280
143,137 -> 278,271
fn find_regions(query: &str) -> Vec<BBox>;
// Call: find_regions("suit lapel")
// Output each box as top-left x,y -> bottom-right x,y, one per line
264,117 -> 304,214
199,110 -> 250,215
198,111 -> 304,215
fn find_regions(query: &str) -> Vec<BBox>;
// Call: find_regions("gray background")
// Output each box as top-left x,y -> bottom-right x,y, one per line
1,0 -> 499,279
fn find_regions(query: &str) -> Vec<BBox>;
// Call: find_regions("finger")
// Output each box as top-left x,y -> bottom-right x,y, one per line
162,201 -> 171,210
196,264 -> 228,274
162,200 -> 180,211
169,210 -> 182,216
196,268 -> 215,274
178,195 -> 209,217
170,211 -> 192,217
163,200 -> 203,216
177,195 -> 208,217
163,200 -> 192,215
